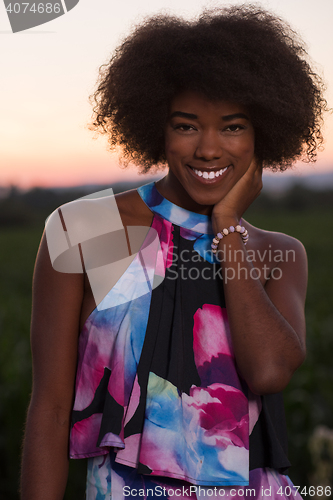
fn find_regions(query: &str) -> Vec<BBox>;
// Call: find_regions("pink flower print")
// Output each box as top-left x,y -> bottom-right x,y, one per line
152,215 -> 174,270
193,305 -> 234,366
139,373 -> 249,485
249,390 -> 262,434
193,305 -> 242,390
187,385 -> 249,451
70,414 -> 106,458
74,321 -> 115,411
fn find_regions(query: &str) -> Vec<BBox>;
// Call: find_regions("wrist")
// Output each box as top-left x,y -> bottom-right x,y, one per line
211,224 -> 249,254
211,214 -> 239,235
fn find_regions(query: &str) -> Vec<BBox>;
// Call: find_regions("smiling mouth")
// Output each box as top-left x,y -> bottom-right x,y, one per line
189,166 -> 230,179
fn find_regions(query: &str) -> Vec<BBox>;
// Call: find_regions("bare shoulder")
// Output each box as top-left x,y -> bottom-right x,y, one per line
242,219 -> 307,293
44,187 -> 152,259
45,186 -> 152,244
244,219 -> 307,260
115,188 -> 153,227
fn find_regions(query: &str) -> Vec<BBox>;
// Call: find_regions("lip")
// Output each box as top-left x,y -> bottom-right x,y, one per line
187,164 -> 231,183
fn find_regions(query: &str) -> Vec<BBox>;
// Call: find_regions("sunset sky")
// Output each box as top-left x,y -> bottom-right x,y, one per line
1,0 -> 332,188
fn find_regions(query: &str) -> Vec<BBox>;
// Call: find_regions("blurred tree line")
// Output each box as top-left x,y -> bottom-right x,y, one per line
0,182 -> 332,499
0,182 -> 137,227
1,181 -> 333,227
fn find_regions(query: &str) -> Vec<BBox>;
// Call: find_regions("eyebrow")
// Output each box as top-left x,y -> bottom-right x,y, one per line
170,111 -> 197,119
222,113 -> 249,121
170,111 -> 250,121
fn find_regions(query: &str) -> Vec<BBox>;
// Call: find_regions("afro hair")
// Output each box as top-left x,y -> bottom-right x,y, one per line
91,4 -> 327,172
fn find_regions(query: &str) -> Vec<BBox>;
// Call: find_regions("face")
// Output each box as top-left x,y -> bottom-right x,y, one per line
157,90 -> 255,215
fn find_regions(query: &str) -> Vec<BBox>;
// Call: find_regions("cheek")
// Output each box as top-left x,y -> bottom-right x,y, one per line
244,142 -> 255,157
165,136 -> 193,160
229,134 -> 255,158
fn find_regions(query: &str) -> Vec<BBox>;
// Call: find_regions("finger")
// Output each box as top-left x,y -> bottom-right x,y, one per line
247,157 -> 263,191
256,159 -> 263,173
241,157 -> 260,182
252,156 -> 263,171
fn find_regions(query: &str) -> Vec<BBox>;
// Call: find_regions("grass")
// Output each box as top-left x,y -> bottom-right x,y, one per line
0,227 -> 41,498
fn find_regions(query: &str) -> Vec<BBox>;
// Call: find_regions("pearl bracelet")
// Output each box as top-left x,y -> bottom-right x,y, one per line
211,225 -> 249,254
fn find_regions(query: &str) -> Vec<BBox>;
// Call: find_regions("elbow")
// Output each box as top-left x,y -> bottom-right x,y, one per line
245,351 -> 306,395
247,372 -> 292,395
247,374 -> 290,395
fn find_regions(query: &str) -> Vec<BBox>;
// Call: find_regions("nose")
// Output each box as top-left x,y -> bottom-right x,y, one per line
194,130 -> 222,161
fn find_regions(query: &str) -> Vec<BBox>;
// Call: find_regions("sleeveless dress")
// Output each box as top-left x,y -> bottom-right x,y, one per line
68,182 -> 302,499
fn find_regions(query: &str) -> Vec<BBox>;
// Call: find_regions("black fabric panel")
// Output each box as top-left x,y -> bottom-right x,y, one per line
71,367 -> 112,424
71,366 -> 124,446
97,392 -> 124,445
250,393 -> 291,473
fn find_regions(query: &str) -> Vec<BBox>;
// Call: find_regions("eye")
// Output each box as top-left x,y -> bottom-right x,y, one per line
173,123 -> 197,132
224,124 -> 245,133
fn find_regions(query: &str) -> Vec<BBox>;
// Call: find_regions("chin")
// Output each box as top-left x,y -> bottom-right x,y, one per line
187,192 -> 220,212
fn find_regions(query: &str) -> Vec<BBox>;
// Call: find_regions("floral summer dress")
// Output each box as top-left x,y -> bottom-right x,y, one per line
68,182 -> 302,499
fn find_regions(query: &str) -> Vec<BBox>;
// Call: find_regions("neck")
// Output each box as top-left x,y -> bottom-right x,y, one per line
156,173 -> 213,216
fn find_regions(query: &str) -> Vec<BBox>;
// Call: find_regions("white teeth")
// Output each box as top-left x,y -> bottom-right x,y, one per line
192,166 -> 229,179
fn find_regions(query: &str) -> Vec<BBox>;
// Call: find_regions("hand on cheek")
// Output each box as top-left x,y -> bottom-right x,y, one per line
211,156 -> 262,231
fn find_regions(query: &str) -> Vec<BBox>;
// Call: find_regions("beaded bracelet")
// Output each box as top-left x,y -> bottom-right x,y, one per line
211,225 -> 249,254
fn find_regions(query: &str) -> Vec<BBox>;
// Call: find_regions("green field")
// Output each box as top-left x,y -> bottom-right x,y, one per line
1,203 -> 333,498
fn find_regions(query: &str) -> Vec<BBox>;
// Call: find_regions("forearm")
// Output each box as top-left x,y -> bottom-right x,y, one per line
217,232 -> 305,394
21,400 -> 71,500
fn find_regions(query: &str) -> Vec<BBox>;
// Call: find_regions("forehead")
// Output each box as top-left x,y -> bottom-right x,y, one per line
169,90 -> 249,118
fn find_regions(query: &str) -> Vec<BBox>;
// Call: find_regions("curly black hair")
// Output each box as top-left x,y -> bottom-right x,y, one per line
91,4 -> 327,172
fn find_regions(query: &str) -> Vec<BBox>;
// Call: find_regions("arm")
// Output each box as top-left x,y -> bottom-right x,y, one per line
212,160 -> 307,395
20,233 -> 84,500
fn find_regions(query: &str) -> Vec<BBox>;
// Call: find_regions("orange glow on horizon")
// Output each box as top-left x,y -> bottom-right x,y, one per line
1,128 -> 332,189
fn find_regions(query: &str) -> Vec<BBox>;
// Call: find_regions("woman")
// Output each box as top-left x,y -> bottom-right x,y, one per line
21,5 -> 327,499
